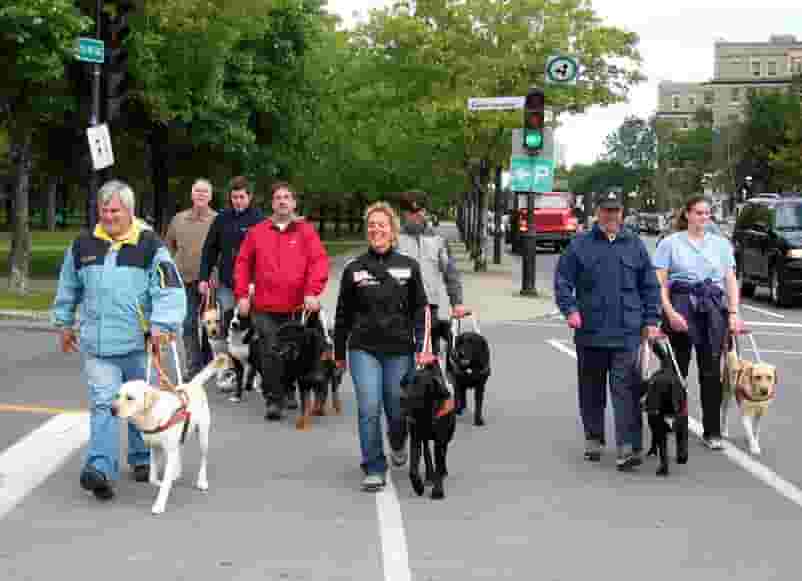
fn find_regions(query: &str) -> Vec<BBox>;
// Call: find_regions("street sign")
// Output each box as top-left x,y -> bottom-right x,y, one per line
86,124 -> 114,170
545,55 -> 579,85
510,155 -> 554,193
468,96 -> 525,111
76,37 -> 105,64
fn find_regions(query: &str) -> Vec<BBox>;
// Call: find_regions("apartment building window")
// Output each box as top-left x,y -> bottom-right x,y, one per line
793,58 -> 802,73
751,59 -> 761,77
731,87 -> 740,103
681,119 -> 689,130
767,60 -> 777,76
672,94 -> 681,110
704,91 -> 714,105
688,95 -> 696,108
747,87 -> 757,99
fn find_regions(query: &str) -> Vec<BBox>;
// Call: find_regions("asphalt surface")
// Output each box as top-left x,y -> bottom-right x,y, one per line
3,232 -> 802,580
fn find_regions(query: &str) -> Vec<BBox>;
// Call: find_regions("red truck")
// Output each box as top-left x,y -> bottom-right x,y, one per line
514,192 -> 580,252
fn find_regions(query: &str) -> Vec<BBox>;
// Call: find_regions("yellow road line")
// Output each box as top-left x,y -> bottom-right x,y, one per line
0,404 -> 86,415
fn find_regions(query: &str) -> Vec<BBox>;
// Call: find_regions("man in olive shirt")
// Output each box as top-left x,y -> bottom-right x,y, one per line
165,178 -> 218,379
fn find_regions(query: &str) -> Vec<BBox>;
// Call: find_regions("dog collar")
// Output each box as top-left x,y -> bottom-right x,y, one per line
142,391 -> 192,444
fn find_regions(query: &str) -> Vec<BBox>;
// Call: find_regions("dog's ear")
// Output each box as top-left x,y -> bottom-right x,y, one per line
143,390 -> 160,411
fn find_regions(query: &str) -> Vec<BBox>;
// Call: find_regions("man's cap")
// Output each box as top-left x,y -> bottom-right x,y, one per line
598,191 -> 623,209
398,191 -> 428,213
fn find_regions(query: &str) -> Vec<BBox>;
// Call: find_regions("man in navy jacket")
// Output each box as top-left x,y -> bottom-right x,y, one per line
554,192 -> 660,471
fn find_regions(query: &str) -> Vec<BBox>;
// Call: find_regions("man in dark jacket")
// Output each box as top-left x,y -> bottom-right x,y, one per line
198,175 -> 264,314
554,192 -> 661,471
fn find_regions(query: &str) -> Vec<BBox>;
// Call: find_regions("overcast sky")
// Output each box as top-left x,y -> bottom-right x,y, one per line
324,0 -> 802,168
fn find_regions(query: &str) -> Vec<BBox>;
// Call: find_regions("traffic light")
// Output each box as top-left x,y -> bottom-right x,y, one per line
523,88 -> 545,156
103,1 -> 134,123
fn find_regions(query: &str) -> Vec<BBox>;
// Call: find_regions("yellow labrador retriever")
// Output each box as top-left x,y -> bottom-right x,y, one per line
112,353 -> 228,514
722,347 -> 777,456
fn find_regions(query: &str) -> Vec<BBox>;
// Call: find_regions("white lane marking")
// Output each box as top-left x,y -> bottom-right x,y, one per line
742,304 -> 785,319
740,348 -> 802,357
376,474 -> 411,581
0,413 -> 90,519
546,340 -> 802,510
743,321 -> 802,329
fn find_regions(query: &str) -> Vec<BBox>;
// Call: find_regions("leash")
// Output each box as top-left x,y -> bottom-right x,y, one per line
449,312 -> 481,352
146,333 -> 183,390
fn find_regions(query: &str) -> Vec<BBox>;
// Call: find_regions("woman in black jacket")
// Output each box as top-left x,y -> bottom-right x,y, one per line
334,202 -> 432,492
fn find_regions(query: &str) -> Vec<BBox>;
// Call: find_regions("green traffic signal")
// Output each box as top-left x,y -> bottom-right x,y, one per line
524,130 -> 543,150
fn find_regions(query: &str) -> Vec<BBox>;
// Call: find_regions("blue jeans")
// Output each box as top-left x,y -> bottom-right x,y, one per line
82,351 -> 151,480
216,285 -> 235,314
576,346 -> 641,451
349,350 -> 413,476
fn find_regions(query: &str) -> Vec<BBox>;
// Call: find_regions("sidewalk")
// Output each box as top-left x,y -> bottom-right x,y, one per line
1,236 -> 556,325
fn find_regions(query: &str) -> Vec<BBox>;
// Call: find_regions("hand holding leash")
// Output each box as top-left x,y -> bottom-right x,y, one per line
451,305 -> 469,319
303,295 -> 321,312
237,297 -> 251,317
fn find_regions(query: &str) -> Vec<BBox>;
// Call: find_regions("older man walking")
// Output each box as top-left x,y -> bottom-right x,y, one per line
52,180 -> 186,501
554,192 -> 661,471
165,178 -> 218,379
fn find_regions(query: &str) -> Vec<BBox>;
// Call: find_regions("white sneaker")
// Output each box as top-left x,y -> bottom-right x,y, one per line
703,437 -> 724,450
361,474 -> 386,492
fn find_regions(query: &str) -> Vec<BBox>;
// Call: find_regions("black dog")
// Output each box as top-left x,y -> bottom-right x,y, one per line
293,315 -> 342,429
447,329 -> 491,426
400,362 -> 456,500
643,340 -> 689,476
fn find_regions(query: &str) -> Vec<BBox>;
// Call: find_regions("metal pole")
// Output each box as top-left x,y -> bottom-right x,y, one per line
520,191 -> 537,295
493,166 -> 502,265
86,0 -> 103,230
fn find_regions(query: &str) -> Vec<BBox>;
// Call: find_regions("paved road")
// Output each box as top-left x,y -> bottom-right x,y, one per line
3,230 -> 802,580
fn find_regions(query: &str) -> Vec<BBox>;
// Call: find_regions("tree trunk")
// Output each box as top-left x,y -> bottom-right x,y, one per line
149,123 -> 172,237
46,176 -> 59,232
8,132 -> 33,296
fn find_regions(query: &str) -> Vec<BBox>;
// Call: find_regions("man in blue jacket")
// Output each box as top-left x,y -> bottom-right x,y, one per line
52,180 -> 186,501
554,192 -> 660,471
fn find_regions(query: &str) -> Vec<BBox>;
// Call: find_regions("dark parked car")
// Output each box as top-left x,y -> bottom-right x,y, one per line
732,196 -> 802,307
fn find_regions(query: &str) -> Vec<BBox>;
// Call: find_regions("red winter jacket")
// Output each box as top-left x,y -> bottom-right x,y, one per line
234,218 -> 329,313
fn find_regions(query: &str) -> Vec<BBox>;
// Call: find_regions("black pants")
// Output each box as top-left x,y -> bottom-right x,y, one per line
667,331 -> 722,439
252,312 -> 295,407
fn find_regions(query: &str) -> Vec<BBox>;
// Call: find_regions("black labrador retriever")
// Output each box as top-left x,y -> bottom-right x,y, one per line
642,339 -> 689,476
447,327 -> 491,427
400,362 -> 456,500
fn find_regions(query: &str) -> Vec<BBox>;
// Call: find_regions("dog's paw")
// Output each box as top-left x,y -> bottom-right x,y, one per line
410,474 -> 425,496
228,395 -> 242,403
676,453 -> 688,465
656,465 -> 669,477
749,442 -> 761,456
473,416 -> 485,427
295,416 -> 310,431
196,479 -> 209,492
151,503 -> 166,515
431,487 -> 445,500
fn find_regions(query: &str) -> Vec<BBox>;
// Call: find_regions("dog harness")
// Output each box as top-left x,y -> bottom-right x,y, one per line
141,390 -> 192,445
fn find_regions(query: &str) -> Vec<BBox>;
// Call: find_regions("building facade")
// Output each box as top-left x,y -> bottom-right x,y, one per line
657,34 -> 802,130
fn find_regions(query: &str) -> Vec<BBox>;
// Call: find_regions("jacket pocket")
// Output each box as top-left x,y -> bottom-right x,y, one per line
620,255 -> 638,290
621,293 -> 642,330
577,255 -> 602,292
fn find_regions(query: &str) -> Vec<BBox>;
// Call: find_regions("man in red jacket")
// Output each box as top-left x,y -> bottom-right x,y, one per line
234,182 -> 330,420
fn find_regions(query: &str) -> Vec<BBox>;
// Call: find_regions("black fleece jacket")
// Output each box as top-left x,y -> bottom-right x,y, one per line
334,248 -> 428,360
198,206 -> 264,288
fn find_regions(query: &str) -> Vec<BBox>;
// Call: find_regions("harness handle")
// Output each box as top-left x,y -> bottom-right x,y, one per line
418,306 -> 433,370
146,333 -> 181,390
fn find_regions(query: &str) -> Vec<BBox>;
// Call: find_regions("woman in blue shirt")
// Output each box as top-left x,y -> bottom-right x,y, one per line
653,195 -> 741,450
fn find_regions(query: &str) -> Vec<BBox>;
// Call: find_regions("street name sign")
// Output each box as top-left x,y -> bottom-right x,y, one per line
77,38 -> 105,64
545,55 -> 579,85
468,96 -> 525,111
87,124 -> 114,170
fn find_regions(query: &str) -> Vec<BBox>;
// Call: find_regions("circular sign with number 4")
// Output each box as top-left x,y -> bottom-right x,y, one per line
546,55 -> 578,84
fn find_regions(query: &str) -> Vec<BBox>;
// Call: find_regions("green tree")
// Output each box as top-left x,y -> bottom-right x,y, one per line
0,0 -> 91,294
602,115 -> 657,177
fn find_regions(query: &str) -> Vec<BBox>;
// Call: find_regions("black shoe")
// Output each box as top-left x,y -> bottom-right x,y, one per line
132,464 -> 149,482
286,393 -> 298,410
80,467 -> 115,501
583,439 -> 602,462
616,453 -> 641,472
265,402 -> 283,421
